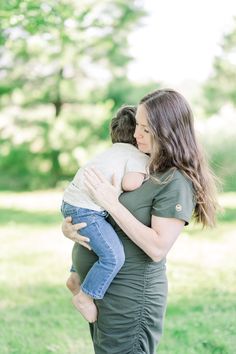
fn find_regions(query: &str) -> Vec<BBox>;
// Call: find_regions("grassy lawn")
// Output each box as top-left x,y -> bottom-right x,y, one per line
0,191 -> 235,354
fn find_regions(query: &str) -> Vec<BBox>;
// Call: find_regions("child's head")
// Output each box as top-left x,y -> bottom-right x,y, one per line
110,105 -> 137,146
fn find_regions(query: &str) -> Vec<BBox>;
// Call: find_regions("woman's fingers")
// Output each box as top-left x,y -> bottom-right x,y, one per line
71,223 -> 90,243
69,229 -> 91,249
84,167 -> 99,185
84,167 -> 107,184
84,167 -> 113,197
79,240 -> 92,251
62,217 -> 90,246
90,166 -> 107,183
72,232 -> 90,243
84,171 -> 97,192
71,230 -> 91,250
72,222 -> 87,231
111,173 -> 118,187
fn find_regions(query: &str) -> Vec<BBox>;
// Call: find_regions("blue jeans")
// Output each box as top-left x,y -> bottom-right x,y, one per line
61,201 -> 125,299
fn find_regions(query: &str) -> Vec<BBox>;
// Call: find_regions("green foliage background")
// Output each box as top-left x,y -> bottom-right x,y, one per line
1,4 -> 236,353
0,2 -> 235,191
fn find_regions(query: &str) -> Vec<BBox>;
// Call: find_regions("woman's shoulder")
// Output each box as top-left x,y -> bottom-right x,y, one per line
151,168 -> 196,224
172,169 -> 193,186
153,168 -> 193,191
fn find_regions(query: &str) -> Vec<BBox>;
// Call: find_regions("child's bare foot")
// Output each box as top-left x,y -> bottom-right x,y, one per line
72,290 -> 97,323
66,272 -> 81,295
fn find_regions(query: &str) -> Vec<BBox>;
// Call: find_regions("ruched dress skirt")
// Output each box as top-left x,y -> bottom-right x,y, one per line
72,229 -> 168,354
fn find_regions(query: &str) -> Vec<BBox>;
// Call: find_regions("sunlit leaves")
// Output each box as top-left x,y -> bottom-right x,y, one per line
203,17 -> 236,115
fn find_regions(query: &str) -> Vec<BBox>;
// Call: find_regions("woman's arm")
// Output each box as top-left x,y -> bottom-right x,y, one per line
84,168 -> 184,261
110,204 -> 184,261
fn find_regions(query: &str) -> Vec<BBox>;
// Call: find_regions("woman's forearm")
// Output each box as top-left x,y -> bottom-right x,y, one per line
83,168 -> 183,260
108,202 -> 163,261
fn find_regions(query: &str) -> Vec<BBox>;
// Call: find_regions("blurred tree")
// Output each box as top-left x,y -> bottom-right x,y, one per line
0,0 -> 149,189
200,17 -> 236,191
95,77 -> 161,140
202,17 -> 236,115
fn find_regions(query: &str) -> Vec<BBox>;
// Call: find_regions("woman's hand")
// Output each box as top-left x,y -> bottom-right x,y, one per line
84,167 -> 120,213
61,216 -> 91,250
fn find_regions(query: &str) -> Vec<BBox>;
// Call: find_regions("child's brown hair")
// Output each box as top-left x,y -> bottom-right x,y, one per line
110,106 -> 137,146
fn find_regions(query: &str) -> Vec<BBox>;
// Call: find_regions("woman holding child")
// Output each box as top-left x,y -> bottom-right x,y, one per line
62,89 -> 218,354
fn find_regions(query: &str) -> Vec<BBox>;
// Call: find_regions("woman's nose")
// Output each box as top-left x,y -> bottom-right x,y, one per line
134,126 -> 141,138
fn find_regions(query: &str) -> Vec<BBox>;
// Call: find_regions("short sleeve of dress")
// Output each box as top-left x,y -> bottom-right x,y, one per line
125,151 -> 149,175
151,172 -> 195,225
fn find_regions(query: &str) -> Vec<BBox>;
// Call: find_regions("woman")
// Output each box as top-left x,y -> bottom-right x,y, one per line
62,89 -> 218,354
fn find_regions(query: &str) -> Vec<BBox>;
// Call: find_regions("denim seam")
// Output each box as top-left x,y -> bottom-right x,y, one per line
81,221 -> 124,299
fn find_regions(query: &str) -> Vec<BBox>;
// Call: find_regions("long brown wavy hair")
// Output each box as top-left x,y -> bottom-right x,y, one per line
140,89 -> 218,227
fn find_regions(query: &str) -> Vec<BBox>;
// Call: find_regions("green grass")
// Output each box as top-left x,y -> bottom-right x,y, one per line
0,191 -> 236,354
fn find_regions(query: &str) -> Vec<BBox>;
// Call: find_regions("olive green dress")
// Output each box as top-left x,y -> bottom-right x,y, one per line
72,169 -> 195,354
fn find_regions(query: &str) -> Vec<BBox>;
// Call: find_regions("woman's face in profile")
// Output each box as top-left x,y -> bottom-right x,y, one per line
134,104 -> 152,154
